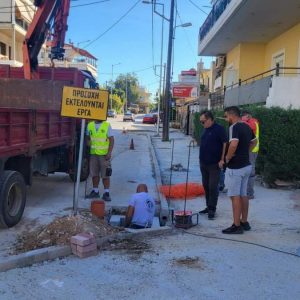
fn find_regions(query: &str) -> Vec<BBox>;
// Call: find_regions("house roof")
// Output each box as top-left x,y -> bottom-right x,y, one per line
65,43 -> 98,60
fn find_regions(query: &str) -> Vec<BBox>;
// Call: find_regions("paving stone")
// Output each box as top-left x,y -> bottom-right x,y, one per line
77,243 -> 97,254
70,233 -> 96,246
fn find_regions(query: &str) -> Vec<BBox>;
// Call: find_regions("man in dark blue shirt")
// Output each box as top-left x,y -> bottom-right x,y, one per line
199,111 -> 227,219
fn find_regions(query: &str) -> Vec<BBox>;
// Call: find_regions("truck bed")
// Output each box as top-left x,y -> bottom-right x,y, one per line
0,108 -> 75,158
0,65 -> 87,158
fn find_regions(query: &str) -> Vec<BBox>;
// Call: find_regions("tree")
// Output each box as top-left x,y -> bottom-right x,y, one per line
98,83 -> 124,112
114,73 -> 140,105
111,93 -> 123,112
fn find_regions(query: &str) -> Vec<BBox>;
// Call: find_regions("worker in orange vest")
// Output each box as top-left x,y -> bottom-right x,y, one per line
242,111 -> 259,199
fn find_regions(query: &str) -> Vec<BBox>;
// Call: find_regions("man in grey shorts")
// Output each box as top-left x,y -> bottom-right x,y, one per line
223,106 -> 257,234
86,120 -> 114,201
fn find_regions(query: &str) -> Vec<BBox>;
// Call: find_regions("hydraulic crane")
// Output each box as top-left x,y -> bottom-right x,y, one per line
22,0 -> 71,79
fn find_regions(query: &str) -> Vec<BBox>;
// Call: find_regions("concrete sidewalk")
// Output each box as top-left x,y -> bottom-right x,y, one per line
152,129 -> 300,255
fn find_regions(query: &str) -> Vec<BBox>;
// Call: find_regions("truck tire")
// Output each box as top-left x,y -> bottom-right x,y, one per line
0,171 -> 26,228
69,156 -> 89,182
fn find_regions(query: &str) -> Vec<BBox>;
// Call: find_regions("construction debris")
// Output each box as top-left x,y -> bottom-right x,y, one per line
13,212 -> 122,254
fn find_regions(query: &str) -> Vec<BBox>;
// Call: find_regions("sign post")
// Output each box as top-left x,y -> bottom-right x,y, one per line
74,118 -> 86,215
61,86 -> 109,215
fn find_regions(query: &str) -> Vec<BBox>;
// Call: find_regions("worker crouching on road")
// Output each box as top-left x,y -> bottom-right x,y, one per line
86,119 -> 114,201
125,184 -> 155,229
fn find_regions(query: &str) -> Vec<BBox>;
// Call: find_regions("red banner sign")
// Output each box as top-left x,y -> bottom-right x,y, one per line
181,70 -> 197,76
172,86 -> 197,98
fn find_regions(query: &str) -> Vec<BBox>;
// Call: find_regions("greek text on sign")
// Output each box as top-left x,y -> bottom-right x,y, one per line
61,87 -> 109,120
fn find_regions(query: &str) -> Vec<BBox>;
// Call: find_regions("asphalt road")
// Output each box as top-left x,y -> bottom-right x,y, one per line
1,115 -> 300,300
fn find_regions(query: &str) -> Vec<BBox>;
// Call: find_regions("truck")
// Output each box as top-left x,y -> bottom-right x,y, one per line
0,0 -> 94,228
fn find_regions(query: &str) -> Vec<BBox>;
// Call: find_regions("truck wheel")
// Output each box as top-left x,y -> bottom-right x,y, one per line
0,171 -> 26,228
69,156 -> 89,182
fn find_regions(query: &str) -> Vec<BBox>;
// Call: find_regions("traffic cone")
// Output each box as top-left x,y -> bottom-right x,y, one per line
129,138 -> 135,150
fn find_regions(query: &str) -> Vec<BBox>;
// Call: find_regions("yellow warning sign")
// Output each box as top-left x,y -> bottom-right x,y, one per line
61,87 -> 109,120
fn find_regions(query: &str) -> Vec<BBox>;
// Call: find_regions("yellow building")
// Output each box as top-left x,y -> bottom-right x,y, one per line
0,0 -> 34,66
198,0 -> 300,108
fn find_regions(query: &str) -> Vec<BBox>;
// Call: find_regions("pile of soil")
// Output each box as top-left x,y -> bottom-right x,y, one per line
13,211 -> 122,254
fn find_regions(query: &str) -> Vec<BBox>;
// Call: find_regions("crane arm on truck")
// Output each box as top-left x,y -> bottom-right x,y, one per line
23,0 -> 71,79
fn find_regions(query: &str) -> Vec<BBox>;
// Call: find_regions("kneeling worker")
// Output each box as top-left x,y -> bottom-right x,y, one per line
125,184 -> 155,229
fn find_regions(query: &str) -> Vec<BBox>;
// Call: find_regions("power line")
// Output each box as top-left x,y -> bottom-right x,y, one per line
99,66 -> 153,75
176,7 -> 198,64
84,0 -> 142,49
71,0 -> 110,8
186,0 -> 208,15
151,1 -> 155,73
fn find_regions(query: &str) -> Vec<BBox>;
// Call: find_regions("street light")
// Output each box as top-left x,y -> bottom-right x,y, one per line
177,22 -> 192,28
142,0 -> 165,136
143,1 -> 191,141
111,62 -> 121,110
162,15 -> 192,141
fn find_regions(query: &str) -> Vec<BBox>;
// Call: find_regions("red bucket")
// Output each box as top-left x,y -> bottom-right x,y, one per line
91,200 -> 105,218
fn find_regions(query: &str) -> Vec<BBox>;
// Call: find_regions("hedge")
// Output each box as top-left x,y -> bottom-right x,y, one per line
194,107 -> 300,184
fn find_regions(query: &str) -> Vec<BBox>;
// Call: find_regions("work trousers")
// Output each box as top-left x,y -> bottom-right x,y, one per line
200,163 -> 221,212
247,152 -> 258,198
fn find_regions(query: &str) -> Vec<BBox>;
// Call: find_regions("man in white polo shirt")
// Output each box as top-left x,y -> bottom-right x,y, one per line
125,184 -> 155,229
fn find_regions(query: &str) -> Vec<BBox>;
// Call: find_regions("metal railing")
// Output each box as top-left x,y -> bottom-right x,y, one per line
209,91 -> 225,109
199,0 -> 232,42
225,64 -> 300,90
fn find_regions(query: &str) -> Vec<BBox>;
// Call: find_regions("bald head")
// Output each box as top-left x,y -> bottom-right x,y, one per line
136,184 -> 148,193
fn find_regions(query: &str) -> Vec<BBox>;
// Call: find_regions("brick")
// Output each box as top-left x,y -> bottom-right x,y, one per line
77,249 -> 98,259
77,232 -> 96,244
71,243 -> 78,255
70,232 -> 96,246
77,243 -> 97,254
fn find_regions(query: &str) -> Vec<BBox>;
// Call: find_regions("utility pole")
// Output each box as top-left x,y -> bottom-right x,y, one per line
156,2 -> 165,136
110,63 -> 121,110
162,0 -> 175,142
125,75 -> 128,112
110,65 -> 113,110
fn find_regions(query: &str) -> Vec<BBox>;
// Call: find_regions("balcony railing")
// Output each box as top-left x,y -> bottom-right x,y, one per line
199,0 -> 232,42
226,64 -> 300,90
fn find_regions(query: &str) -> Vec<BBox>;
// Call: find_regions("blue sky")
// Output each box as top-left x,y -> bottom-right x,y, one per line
67,0 -> 213,98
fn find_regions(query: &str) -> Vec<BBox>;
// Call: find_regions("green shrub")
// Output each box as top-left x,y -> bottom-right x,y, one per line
193,107 -> 300,184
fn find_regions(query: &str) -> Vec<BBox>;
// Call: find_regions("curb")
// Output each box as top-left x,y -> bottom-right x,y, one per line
0,226 -> 172,273
147,134 -> 169,225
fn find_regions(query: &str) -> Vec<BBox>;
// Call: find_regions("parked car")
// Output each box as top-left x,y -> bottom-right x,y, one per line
107,109 -> 117,118
123,112 -> 135,122
143,113 -> 157,124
